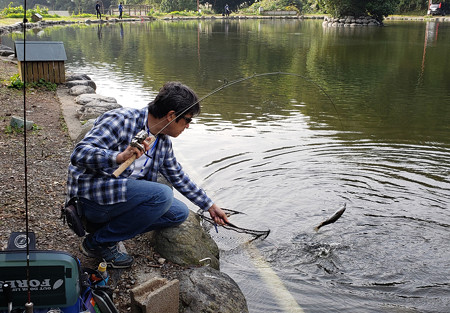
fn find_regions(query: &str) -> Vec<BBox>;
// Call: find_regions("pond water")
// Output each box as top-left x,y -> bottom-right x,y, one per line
3,19 -> 449,312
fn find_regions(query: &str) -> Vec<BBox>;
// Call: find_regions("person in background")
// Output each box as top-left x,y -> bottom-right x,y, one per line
66,82 -> 229,268
118,2 -> 123,19
95,1 -> 101,19
224,4 -> 230,16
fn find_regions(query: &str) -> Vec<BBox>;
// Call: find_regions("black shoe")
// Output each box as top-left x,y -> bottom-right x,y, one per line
80,237 -> 134,269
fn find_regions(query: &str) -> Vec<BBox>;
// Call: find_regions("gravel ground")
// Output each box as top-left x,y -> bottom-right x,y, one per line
0,59 -> 185,311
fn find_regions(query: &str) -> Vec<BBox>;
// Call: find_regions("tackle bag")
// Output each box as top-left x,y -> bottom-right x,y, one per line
61,198 -> 106,237
61,198 -> 86,237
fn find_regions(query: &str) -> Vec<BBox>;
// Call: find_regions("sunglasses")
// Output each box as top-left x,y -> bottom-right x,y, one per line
181,116 -> 192,124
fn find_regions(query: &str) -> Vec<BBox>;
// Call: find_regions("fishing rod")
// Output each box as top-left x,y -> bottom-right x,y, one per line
113,71 -> 340,177
13,1 -> 35,312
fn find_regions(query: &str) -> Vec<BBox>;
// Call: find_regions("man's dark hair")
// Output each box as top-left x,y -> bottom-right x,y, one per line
148,82 -> 200,122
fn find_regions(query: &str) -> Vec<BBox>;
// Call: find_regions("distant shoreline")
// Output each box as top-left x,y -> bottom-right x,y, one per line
1,13 -> 449,36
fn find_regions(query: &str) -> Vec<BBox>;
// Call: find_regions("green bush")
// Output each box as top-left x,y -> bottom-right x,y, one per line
7,74 -> 57,91
0,3 -> 53,18
244,0 -> 301,14
33,78 -> 58,91
168,10 -> 200,16
7,74 -> 24,89
71,13 -> 96,18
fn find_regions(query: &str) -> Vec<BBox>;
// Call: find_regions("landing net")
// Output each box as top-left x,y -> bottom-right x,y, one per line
197,208 -> 270,250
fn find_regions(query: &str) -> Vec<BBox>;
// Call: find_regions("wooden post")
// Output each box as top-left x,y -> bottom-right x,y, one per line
27,63 -> 33,83
18,61 -> 23,81
59,62 -> 65,83
49,62 -> 55,83
32,62 -> 38,82
43,62 -> 49,81
38,62 -> 44,81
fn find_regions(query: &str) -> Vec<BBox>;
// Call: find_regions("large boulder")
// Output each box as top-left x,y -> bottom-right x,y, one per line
66,74 -> 92,81
77,100 -> 122,120
154,211 -> 220,270
75,119 -> 96,143
0,49 -> 14,57
66,79 -> 97,90
178,266 -> 248,313
69,85 -> 95,96
75,94 -> 117,105
0,44 -> 13,51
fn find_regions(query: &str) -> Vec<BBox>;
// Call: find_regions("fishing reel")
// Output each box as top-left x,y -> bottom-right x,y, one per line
130,130 -> 148,152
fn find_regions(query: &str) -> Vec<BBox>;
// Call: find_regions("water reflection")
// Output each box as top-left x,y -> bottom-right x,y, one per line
97,24 -> 103,41
418,21 -> 440,85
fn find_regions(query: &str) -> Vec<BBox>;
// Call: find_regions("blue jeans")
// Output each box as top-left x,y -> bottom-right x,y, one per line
79,179 -> 189,246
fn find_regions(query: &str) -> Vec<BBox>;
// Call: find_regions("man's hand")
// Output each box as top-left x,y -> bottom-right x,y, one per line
116,136 -> 152,164
208,204 -> 230,226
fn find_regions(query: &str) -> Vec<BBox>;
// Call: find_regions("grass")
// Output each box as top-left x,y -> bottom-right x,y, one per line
0,16 -> 90,25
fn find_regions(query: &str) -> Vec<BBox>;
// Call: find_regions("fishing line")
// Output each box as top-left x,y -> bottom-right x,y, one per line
137,72 -> 338,160
152,71 -> 340,137
139,71 -> 339,159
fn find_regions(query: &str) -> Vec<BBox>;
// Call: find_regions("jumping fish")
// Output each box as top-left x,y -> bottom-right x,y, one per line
314,203 -> 346,231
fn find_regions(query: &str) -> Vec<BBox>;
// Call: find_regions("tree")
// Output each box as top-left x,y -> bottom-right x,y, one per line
366,0 -> 397,21
208,0 -> 256,14
396,0 -> 427,14
323,0 -> 397,20
160,0 -> 196,12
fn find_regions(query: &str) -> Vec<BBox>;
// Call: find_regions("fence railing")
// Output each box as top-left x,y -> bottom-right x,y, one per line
108,5 -> 152,16
259,9 -> 298,16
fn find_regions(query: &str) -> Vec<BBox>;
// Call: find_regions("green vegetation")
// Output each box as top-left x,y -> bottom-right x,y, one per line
5,123 -> 41,134
322,0 -> 398,20
7,74 -> 58,92
0,1 -> 432,21
7,74 -> 25,89
0,2 -> 59,18
241,0 -> 302,15
60,114 -> 68,132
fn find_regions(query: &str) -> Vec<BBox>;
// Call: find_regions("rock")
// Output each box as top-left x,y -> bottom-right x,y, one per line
69,85 -> 95,96
154,211 -> 220,270
178,266 -> 248,313
75,119 -> 96,143
66,80 -> 97,90
75,94 -> 117,105
0,45 -> 13,51
82,99 -> 122,111
66,74 -> 92,82
77,100 -> 122,120
10,116 -> 34,130
323,15 -> 382,27
77,107 -> 106,120
0,50 -> 14,56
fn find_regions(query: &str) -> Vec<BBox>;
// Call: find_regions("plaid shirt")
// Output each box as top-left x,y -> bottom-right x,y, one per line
66,107 -> 213,211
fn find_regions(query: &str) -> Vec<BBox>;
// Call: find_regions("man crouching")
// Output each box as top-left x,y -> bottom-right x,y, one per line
66,82 -> 229,268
